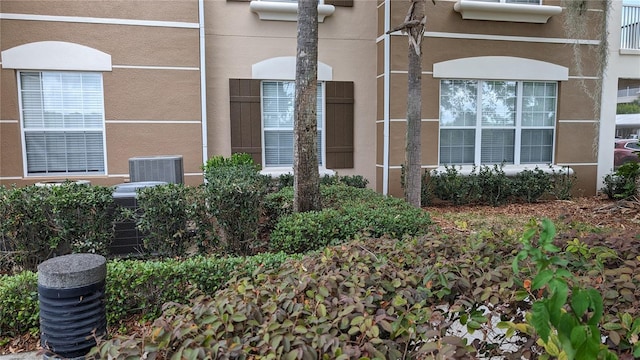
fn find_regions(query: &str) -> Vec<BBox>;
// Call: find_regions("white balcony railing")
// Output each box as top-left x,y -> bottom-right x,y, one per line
621,5 -> 640,50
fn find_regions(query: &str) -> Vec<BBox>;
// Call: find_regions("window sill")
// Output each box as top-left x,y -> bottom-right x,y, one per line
453,0 -> 562,24
432,164 -> 574,177
620,49 -> 640,56
260,167 -> 336,177
249,1 -> 335,22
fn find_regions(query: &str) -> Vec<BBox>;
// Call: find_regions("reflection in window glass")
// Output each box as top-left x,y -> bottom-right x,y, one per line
20,71 -> 105,175
439,80 -> 557,166
262,81 -> 323,167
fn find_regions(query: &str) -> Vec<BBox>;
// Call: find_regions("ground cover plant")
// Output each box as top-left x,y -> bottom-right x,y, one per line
88,206 -> 640,359
2,159 -> 640,358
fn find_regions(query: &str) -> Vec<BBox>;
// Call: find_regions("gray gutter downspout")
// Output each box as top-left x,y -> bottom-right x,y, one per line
199,0 -> 208,166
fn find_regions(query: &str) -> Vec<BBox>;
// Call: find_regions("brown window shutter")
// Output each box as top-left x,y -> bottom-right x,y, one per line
229,79 -> 262,165
325,81 -> 354,169
325,0 -> 353,7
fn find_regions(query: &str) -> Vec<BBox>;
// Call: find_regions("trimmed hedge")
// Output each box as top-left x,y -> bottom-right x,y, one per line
0,252 -> 297,337
269,185 -> 432,254
0,183 -> 116,272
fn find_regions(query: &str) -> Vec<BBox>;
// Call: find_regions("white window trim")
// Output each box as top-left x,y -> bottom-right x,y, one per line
249,0 -> 335,22
1,41 -> 112,71
259,80 -> 330,176
453,0 -> 562,23
439,80 -> 557,167
433,56 -> 568,81
18,71 -> 108,177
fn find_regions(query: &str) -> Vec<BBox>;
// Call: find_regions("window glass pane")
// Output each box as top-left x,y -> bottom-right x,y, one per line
440,80 -> 477,127
481,129 -> 515,164
520,129 -> 553,163
264,131 -> 294,166
522,82 -> 556,126
440,129 -> 475,164
481,81 -> 516,126
20,71 -> 105,175
262,81 -> 323,167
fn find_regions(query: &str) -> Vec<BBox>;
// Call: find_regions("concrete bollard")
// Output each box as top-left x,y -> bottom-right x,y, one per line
37,254 -> 107,359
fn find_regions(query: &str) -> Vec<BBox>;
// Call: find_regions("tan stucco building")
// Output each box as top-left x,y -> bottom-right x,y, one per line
1,0 -> 638,196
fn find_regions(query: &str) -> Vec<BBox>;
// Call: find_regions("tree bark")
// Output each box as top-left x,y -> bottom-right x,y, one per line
405,40 -> 422,207
293,0 -> 321,213
390,0 -> 427,207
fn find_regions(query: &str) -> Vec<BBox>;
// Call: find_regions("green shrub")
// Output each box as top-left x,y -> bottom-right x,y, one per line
474,164 -> 512,206
205,163 -> 270,255
0,272 -> 38,337
204,154 -> 269,255
428,165 -> 574,205
269,186 -> 432,254
430,165 -> 472,205
0,185 -> 56,272
270,209 -> 346,254
135,184 -> 216,257
0,183 -> 117,271
202,153 -> 259,171
106,252 -> 295,323
602,162 -> 640,200
90,220 -> 640,359
49,183 -> 116,255
0,253 -> 295,336
549,166 -> 578,200
512,167 -> 552,203
274,173 -> 370,191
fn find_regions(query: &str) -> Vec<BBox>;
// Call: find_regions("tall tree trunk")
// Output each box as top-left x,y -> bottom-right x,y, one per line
390,0 -> 427,207
406,41 -> 422,207
294,0 -> 321,213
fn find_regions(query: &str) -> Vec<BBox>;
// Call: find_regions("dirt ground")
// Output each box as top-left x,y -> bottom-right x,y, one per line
425,195 -> 640,253
3,195 -> 640,355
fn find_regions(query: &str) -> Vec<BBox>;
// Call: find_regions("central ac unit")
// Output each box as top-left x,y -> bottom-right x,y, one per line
129,155 -> 184,184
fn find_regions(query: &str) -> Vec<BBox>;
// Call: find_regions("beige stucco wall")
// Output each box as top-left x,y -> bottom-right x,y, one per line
378,0 -> 606,197
203,0 -> 378,187
0,0 -> 203,187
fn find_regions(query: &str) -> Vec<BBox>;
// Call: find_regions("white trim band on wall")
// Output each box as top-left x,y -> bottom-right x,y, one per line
433,56 -> 568,81
1,41 -> 112,71
0,13 -> 199,29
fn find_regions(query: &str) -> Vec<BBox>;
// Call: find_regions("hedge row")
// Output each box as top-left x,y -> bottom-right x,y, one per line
0,252 -> 297,337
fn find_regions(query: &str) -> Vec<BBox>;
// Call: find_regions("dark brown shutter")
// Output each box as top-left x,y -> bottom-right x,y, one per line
324,0 -> 353,7
229,79 -> 262,165
325,81 -> 354,169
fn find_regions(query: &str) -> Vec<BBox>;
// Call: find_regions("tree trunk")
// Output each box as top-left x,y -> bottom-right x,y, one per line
405,43 -> 422,207
293,0 -> 321,213
400,0 -> 427,207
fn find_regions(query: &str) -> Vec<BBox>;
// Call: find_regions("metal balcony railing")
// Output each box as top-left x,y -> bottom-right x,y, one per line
621,4 -> 640,50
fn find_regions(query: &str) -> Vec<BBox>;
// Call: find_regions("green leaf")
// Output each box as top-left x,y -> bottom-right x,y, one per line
531,302 -> 551,342
586,288 -> 603,326
570,325 -> 587,350
548,280 -> 568,326
532,269 -> 554,290
571,287 -> 589,319
231,313 -> 247,322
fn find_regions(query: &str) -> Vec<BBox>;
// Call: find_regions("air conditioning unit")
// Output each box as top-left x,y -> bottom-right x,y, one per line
129,155 -> 184,184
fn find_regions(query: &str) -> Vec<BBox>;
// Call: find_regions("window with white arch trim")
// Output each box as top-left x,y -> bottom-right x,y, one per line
19,71 -> 106,175
439,79 -> 557,166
